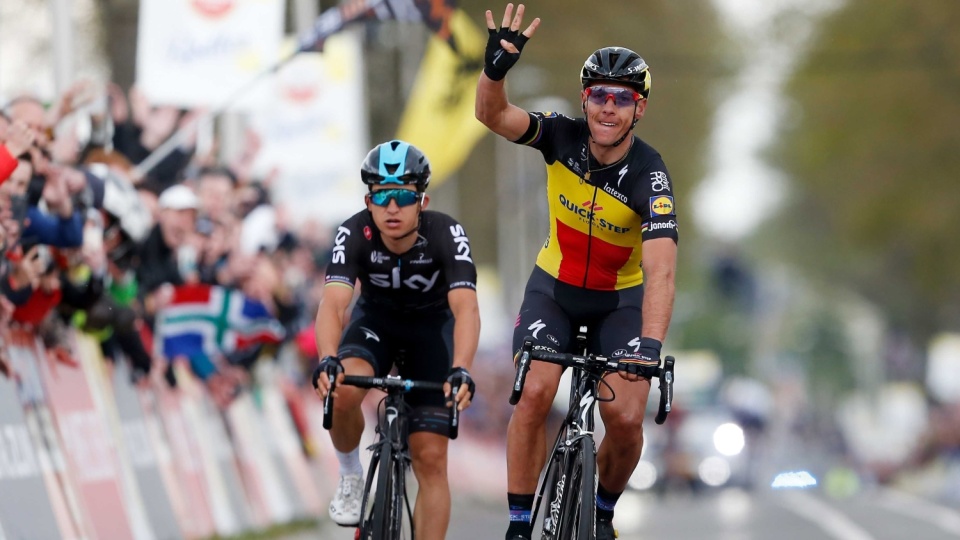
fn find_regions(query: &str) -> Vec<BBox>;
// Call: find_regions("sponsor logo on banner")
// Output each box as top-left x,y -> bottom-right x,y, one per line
190,0 -> 236,19
650,196 -> 675,216
0,424 -> 40,479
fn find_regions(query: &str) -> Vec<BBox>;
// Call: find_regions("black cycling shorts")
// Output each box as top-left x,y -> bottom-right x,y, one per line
512,266 -> 644,359
339,304 -> 454,437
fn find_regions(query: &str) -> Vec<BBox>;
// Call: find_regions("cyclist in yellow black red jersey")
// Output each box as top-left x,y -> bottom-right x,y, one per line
475,4 -> 678,540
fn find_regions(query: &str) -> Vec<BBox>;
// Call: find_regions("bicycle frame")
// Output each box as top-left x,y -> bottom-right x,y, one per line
510,327 -> 676,540
534,334 -> 602,539
323,374 -> 459,540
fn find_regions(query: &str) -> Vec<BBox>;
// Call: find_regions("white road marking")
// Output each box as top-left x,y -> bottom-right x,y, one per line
776,491 -> 876,540
876,488 -> 960,536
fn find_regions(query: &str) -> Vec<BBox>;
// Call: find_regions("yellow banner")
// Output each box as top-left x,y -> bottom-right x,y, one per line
395,9 -> 487,187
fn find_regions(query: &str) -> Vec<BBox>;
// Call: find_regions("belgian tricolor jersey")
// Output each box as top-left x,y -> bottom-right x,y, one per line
515,111 -> 679,291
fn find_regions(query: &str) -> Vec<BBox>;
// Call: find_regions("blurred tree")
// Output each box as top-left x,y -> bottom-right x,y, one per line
769,0 -> 960,343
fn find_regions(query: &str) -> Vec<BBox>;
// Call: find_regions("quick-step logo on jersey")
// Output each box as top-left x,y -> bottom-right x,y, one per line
558,194 -> 631,233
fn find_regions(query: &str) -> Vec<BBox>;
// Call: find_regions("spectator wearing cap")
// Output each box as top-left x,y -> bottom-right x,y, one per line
133,184 -> 199,301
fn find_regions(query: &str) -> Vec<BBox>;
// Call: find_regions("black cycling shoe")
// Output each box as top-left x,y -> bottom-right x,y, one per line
597,517 -> 619,540
508,536 -> 530,540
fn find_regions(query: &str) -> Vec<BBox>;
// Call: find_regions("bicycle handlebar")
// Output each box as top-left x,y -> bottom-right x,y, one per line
510,338 -> 676,425
323,375 -> 461,439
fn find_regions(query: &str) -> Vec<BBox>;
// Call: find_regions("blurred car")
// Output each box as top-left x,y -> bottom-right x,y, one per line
629,405 -> 753,494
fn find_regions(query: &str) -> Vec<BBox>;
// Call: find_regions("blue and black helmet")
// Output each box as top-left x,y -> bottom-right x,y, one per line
360,140 -> 432,191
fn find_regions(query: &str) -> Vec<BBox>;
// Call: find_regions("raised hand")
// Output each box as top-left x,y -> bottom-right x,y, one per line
2,120 -> 36,157
483,3 -> 541,81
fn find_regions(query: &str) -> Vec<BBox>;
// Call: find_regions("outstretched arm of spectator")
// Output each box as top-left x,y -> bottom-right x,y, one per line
24,207 -> 83,248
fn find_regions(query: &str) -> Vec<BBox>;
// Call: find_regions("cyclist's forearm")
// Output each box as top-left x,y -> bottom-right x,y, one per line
451,303 -> 480,371
476,76 -> 530,141
641,238 -> 677,342
315,285 -> 352,357
476,75 -> 510,125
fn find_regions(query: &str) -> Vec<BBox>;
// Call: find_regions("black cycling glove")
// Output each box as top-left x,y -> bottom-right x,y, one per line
484,25 -> 529,81
445,366 -> 476,403
617,337 -> 662,377
312,355 -> 343,390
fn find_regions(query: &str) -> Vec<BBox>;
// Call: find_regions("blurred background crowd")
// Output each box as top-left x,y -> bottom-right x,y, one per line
0,81 -> 337,405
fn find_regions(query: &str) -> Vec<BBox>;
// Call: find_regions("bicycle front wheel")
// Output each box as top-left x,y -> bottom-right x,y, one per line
558,436 -> 597,540
370,440 -> 396,539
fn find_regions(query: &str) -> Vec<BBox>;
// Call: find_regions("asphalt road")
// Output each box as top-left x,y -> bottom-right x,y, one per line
302,486 -> 960,540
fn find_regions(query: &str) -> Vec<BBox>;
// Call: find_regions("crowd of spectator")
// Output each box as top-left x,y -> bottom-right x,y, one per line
0,81 -> 334,405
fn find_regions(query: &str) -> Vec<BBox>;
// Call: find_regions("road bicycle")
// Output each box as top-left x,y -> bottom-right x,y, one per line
510,326 -> 675,540
323,373 -> 460,540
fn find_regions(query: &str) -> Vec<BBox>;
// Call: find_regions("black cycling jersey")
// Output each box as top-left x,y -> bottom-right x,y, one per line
324,210 -> 478,313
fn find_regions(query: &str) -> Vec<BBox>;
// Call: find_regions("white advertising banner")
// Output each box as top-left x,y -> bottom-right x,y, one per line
249,31 -> 368,227
136,0 -> 284,108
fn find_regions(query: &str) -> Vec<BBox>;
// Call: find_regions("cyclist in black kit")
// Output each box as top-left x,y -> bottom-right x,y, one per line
313,140 -> 480,540
476,5 -> 679,540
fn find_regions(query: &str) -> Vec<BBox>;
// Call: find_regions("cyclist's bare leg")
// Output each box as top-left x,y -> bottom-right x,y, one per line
506,361 -> 564,493
596,376 -> 653,491
329,357 -> 374,452
409,431 -> 450,540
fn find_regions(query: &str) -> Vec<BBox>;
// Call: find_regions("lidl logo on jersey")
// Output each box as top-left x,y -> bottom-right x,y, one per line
650,196 -> 675,216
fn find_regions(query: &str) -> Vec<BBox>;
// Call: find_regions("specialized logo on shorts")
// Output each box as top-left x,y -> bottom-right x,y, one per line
360,326 -> 380,342
650,171 -> 670,192
650,196 -> 675,216
527,319 -> 546,339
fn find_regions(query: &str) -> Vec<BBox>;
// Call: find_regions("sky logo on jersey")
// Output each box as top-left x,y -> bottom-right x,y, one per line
650,196 -> 675,216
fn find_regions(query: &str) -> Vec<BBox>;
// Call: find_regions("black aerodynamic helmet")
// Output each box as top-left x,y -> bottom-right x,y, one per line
360,140 -> 432,191
580,47 -> 652,99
